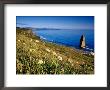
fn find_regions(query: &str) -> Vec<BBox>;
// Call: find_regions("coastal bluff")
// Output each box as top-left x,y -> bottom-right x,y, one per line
16,28 -> 94,74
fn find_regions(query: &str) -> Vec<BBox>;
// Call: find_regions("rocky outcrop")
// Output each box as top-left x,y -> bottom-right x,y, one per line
80,35 -> 86,48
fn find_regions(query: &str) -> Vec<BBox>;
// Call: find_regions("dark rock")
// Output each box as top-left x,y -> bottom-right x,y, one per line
80,35 -> 86,48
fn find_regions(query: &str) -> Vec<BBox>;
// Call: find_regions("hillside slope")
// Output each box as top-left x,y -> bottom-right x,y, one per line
16,28 -> 94,74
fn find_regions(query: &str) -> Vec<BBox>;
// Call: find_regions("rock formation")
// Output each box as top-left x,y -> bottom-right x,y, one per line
80,35 -> 86,48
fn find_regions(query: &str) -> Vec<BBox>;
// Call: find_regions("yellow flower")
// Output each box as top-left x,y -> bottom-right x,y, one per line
76,61 -> 79,64
23,43 -> 25,45
30,39 -> 32,42
38,60 -> 43,64
35,40 -> 39,42
82,62 -> 85,64
18,40 -> 20,42
52,51 -> 57,56
68,58 -> 72,63
45,48 -> 51,52
30,49 -> 32,52
58,56 -> 62,61
61,68 -> 64,72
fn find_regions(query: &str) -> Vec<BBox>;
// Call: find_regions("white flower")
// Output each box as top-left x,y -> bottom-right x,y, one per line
76,61 -> 79,64
61,68 -> 64,72
38,60 -> 43,64
23,43 -> 25,45
45,48 -> 51,52
68,58 -> 72,63
30,39 -> 32,42
58,56 -> 62,61
30,49 -> 32,52
82,62 -> 85,64
35,40 -> 39,42
30,56 -> 32,60
52,51 -> 57,56
29,49 -> 35,52
18,40 -> 20,42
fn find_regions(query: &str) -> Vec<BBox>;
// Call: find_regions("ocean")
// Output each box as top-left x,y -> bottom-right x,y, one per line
33,29 -> 94,52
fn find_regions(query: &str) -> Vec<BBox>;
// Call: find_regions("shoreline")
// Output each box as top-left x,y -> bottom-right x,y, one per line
16,27 -> 94,74
33,29 -> 94,53
39,36 -> 94,56
17,27 -> 94,56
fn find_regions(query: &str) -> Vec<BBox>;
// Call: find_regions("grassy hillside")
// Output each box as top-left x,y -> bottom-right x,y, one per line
16,28 -> 94,74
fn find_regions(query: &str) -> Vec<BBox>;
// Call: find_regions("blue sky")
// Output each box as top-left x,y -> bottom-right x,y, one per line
16,16 -> 94,30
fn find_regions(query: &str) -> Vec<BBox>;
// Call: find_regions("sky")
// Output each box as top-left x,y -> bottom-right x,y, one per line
16,16 -> 94,30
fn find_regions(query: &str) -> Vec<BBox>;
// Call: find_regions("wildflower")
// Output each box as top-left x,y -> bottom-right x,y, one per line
61,68 -> 64,72
30,39 -> 32,42
30,49 -> 32,52
45,48 -> 51,52
35,40 -> 39,42
68,58 -> 72,63
52,51 -> 57,56
29,49 -> 35,52
82,62 -> 85,64
23,43 -> 25,45
76,61 -> 79,64
43,60 -> 45,64
58,56 -> 62,61
72,64 -> 74,66
17,63 -> 23,69
29,57 -> 32,61
18,40 -> 20,42
38,60 -> 43,64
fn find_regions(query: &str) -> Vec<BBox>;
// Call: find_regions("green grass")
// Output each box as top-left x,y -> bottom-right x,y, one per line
16,28 -> 94,74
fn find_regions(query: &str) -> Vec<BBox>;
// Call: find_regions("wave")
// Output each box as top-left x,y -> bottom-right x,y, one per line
85,46 -> 94,52
40,36 -> 46,40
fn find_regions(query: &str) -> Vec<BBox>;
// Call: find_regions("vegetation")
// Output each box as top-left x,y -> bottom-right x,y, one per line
16,28 -> 94,74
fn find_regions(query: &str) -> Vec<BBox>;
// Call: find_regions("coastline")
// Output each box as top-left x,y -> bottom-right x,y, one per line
33,29 -> 94,53
39,36 -> 94,57
16,27 -> 94,74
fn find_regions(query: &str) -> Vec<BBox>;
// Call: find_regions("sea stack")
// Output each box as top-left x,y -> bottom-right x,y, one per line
80,35 -> 86,48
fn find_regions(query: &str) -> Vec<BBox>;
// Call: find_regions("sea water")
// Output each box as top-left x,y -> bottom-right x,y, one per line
33,29 -> 94,52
